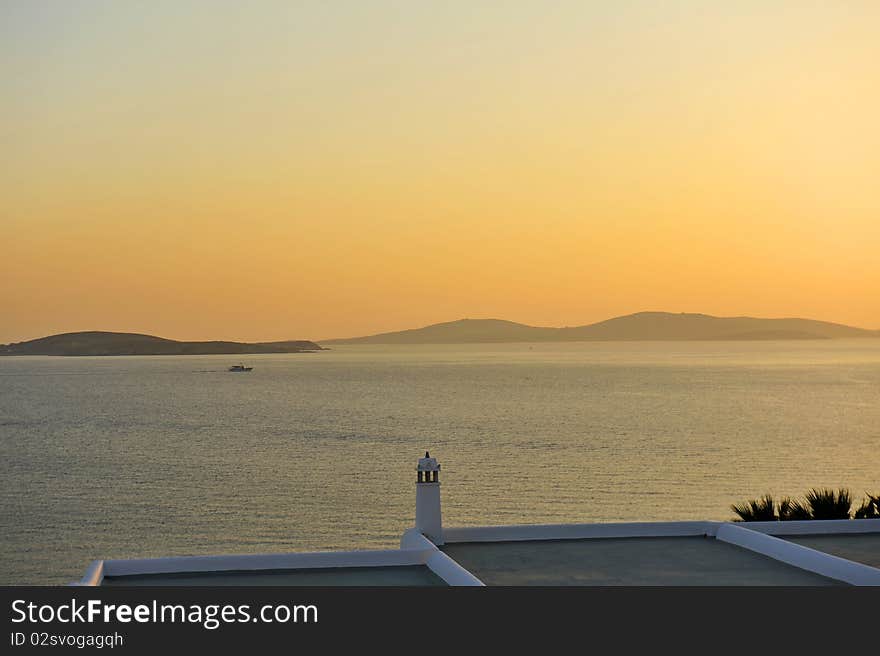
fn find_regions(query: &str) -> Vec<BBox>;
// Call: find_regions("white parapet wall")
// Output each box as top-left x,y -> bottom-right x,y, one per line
727,517 -> 880,536
400,528 -> 484,586
75,548 -> 433,586
716,522 -> 880,586
425,552 -> 485,586
442,520 -> 720,544
73,560 -> 105,587
102,548 -> 430,578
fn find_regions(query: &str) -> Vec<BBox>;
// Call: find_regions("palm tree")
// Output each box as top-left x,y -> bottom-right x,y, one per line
803,488 -> 852,520
730,488 -> 874,521
853,493 -> 880,519
778,496 -> 811,521
731,494 -> 777,521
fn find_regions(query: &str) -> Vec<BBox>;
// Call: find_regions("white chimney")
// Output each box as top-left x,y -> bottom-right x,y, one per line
415,451 -> 443,545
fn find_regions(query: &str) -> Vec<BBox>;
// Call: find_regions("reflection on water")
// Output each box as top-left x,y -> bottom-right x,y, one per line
1,340 -> 879,584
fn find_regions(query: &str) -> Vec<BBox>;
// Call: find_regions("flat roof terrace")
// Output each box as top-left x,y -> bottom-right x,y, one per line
440,536 -> 841,586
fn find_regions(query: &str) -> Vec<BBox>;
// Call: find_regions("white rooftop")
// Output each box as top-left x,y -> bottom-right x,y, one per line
77,454 -> 880,587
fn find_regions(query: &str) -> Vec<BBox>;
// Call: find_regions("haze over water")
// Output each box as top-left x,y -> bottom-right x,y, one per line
1,340 -> 878,584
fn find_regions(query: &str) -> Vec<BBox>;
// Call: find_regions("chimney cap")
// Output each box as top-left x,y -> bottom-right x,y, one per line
417,451 -> 440,472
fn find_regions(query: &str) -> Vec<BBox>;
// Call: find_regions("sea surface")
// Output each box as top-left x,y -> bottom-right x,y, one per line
1,341 -> 879,585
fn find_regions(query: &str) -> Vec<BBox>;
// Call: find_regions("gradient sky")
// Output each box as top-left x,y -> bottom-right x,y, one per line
2,1 -> 879,343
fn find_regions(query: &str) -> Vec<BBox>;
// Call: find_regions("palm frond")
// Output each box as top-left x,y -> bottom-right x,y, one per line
804,488 -> 851,520
731,494 -> 777,521
853,492 -> 880,519
778,496 -> 812,521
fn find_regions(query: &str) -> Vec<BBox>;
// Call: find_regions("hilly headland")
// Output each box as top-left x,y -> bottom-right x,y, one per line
324,312 -> 879,345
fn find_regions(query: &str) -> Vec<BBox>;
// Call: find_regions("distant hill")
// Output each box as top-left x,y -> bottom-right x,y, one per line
0,331 -> 324,356
324,312 -> 879,344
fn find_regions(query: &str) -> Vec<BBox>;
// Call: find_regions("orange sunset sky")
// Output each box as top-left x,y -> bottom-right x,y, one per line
2,1 -> 879,344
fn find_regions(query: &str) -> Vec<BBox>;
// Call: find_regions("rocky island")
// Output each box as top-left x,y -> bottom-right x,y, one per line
0,331 -> 324,356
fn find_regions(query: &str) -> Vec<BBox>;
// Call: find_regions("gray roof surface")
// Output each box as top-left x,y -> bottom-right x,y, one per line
441,536 -> 841,586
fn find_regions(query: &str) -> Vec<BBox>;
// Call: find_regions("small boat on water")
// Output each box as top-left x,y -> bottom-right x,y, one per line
228,364 -> 253,372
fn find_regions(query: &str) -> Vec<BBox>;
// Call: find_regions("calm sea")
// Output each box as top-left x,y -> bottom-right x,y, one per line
1,341 -> 879,584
